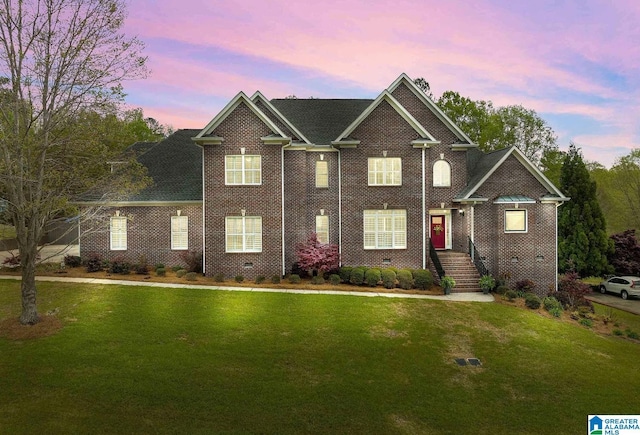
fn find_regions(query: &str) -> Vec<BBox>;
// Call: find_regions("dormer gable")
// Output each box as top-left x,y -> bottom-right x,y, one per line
250,91 -> 311,145
332,90 -> 439,148
192,92 -> 290,146
387,73 -> 476,148
455,146 -> 569,203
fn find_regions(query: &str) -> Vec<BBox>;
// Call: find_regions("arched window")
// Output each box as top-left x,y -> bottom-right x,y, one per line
433,160 -> 451,187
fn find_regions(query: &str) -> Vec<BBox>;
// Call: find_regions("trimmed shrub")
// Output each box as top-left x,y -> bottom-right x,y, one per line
213,273 -> 225,282
179,250 -> 203,273
234,275 -> 244,283
365,268 -> 381,287
171,265 -> 183,272
504,289 -> 518,301
413,269 -> 434,290
329,274 -> 341,286
176,269 -> 187,278
381,269 -> 397,289
524,293 -> 542,309
339,266 -> 353,283
289,274 -> 301,284
625,329 -> 639,339
311,275 -> 325,285
85,254 -> 103,273
154,263 -> 165,271
350,267 -> 367,286
270,275 -> 281,284
613,329 -> 623,336
156,267 -> 166,277
134,262 -> 150,275
64,255 -> 82,268
397,269 -> 414,290
185,272 -> 198,281
108,257 -> 130,275
255,275 -> 265,284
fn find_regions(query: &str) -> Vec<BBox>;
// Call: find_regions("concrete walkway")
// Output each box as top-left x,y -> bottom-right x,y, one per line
0,275 -> 495,302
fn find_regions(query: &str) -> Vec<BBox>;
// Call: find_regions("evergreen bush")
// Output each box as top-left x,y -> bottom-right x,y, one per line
413,269 -> 433,290
350,267 -> 367,285
397,269 -> 414,290
381,269 -> 397,289
365,268 -> 381,287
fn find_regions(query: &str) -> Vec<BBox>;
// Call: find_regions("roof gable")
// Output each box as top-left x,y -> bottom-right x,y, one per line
193,92 -> 288,144
387,73 -> 476,146
334,90 -> 439,145
456,146 -> 568,202
251,91 -> 312,144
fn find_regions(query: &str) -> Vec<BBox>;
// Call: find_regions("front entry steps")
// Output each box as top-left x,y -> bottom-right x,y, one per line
435,251 -> 482,293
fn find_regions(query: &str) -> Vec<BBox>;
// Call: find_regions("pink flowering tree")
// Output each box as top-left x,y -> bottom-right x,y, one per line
295,233 -> 340,278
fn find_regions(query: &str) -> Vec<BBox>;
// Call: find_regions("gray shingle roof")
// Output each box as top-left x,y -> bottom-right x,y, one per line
455,147 -> 512,200
270,99 -> 373,144
131,129 -> 202,201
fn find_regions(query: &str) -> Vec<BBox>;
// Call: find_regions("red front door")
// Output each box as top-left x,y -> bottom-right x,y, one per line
431,215 -> 446,249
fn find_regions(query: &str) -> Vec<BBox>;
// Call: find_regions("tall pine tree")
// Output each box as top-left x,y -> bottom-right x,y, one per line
558,144 -> 613,276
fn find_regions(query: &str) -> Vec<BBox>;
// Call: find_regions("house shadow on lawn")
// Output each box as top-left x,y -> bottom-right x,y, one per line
0,315 -> 63,340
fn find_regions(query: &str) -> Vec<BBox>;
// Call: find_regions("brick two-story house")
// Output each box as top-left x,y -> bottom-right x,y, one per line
79,74 -> 568,293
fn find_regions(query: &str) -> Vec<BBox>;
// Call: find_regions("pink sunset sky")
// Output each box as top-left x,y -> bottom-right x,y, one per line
122,0 -> 640,167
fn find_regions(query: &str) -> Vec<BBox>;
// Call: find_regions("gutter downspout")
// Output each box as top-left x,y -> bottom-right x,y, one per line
422,148 -> 426,269
554,202 -> 562,291
281,144 -> 288,277
338,149 -> 342,265
202,146 -> 206,275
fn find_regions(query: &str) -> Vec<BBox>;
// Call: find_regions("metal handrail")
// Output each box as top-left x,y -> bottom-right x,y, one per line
429,239 -> 445,279
468,237 -> 489,277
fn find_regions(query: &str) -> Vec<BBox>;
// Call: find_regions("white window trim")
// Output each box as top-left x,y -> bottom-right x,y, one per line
225,216 -> 262,253
110,216 -> 127,251
225,155 -> 262,185
433,160 -> 451,187
368,157 -> 402,186
363,209 -> 407,250
316,215 -> 329,244
171,216 -> 189,250
505,209 -> 528,233
315,160 -> 328,188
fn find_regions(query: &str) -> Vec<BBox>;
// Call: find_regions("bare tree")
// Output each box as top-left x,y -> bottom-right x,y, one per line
0,0 -> 148,324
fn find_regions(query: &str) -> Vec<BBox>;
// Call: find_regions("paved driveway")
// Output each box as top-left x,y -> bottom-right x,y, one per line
586,292 -> 640,315
0,244 -> 79,266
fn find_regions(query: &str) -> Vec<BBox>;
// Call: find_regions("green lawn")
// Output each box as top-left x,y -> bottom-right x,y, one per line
0,224 -> 16,240
1,281 -> 638,434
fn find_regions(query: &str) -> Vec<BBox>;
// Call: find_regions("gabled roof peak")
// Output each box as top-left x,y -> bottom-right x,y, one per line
387,73 -> 476,145
193,91 -> 288,143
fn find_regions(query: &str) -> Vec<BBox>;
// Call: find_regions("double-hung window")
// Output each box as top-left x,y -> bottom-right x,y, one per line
225,155 -> 261,185
171,216 -> 189,250
316,215 -> 329,244
316,161 -> 328,188
110,217 -> 127,251
368,158 -> 401,186
363,210 -> 406,249
226,216 -> 262,252
505,210 -> 527,233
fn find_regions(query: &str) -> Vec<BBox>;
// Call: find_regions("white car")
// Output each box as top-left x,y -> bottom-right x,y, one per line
599,276 -> 640,300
